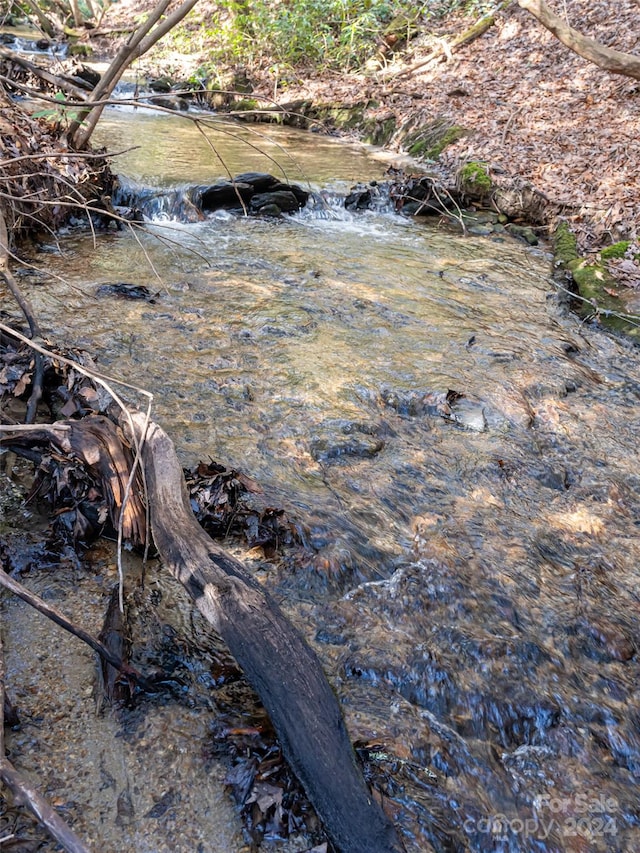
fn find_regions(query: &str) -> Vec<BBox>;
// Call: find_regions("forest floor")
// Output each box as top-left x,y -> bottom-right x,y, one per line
102,0 -> 640,267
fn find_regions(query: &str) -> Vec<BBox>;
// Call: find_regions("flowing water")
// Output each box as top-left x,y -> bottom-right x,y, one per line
2,108 -> 640,852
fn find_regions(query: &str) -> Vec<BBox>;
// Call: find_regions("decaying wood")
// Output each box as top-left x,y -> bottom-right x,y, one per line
0,416 -> 146,544
518,0 -> 640,81
95,584 -> 131,708
128,412 -> 405,853
0,46 -> 93,100
0,619 -> 91,853
2,412 -> 405,853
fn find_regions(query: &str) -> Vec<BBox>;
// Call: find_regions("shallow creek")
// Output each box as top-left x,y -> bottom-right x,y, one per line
2,109 -> 640,852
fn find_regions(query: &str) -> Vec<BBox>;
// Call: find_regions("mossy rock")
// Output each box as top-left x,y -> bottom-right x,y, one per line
68,42 -> 92,57
458,161 -> 491,198
568,259 -> 608,301
507,224 -> 538,245
553,225 -> 640,334
402,119 -> 466,160
300,103 -> 366,132
232,98 -> 260,112
600,241 -> 631,260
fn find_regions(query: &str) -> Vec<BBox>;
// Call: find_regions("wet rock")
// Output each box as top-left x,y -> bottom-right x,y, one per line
113,204 -> 144,224
118,173 -> 309,221
233,172 -> 281,192
148,94 -> 189,112
310,420 -> 386,462
345,186 -> 372,211
195,180 -> 254,211
255,202 -> 283,218
468,224 -> 493,237
507,223 -> 539,245
310,434 -> 384,462
531,465 -> 569,491
96,282 -> 157,302
447,395 -> 486,431
250,190 -> 302,214
149,76 -> 173,93
581,618 -> 635,662
380,387 -> 486,429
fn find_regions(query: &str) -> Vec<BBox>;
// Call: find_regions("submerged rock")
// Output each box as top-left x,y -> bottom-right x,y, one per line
310,419 -> 387,462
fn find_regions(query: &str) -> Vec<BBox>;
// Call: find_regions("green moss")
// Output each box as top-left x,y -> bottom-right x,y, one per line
362,116 -> 396,146
553,221 -> 579,267
424,125 -> 466,159
310,104 -> 365,130
458,161 -> 491,196
68,42 -> 92,57
232,98 -> 260,112
553,219 -> 640,339
568,259 -> 607,301
403,122 -> 466,160
508,224 -> 538,245
600,241 -> 631,260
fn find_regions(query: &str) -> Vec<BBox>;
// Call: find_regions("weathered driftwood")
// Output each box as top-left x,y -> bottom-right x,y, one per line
2,413 -> 405,853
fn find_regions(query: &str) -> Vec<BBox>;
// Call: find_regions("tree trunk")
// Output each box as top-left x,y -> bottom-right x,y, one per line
518,0 -> 640,81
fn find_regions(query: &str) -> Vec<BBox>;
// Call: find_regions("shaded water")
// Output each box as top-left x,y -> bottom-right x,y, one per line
3,111 -> 640,852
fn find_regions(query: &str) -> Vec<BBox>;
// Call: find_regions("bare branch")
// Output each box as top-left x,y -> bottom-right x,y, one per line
71,0 -> 200,148
518,0 -> 640,80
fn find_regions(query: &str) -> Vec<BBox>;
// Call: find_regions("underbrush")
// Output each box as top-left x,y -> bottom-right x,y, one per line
159,0 -> 497,73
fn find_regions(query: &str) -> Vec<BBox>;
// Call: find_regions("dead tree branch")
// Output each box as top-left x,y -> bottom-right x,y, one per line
0,410 -> 404,853
518,0 -> 640,80
388,8 -> 503,81
0,47 -> 91,100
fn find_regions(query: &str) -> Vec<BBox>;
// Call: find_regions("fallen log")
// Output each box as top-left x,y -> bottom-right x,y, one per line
2,412 -> 405,853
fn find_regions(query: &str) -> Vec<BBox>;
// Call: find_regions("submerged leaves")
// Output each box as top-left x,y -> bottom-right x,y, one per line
186,460 -> 305,556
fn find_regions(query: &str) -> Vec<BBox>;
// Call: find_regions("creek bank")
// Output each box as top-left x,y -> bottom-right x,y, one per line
0,333 -> 404,853
553,222 -> 640,338
0,87 -> 116,247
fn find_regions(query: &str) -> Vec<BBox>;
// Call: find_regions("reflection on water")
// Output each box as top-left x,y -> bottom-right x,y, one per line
3,116 -> 640,852
93,108 -> 390,188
